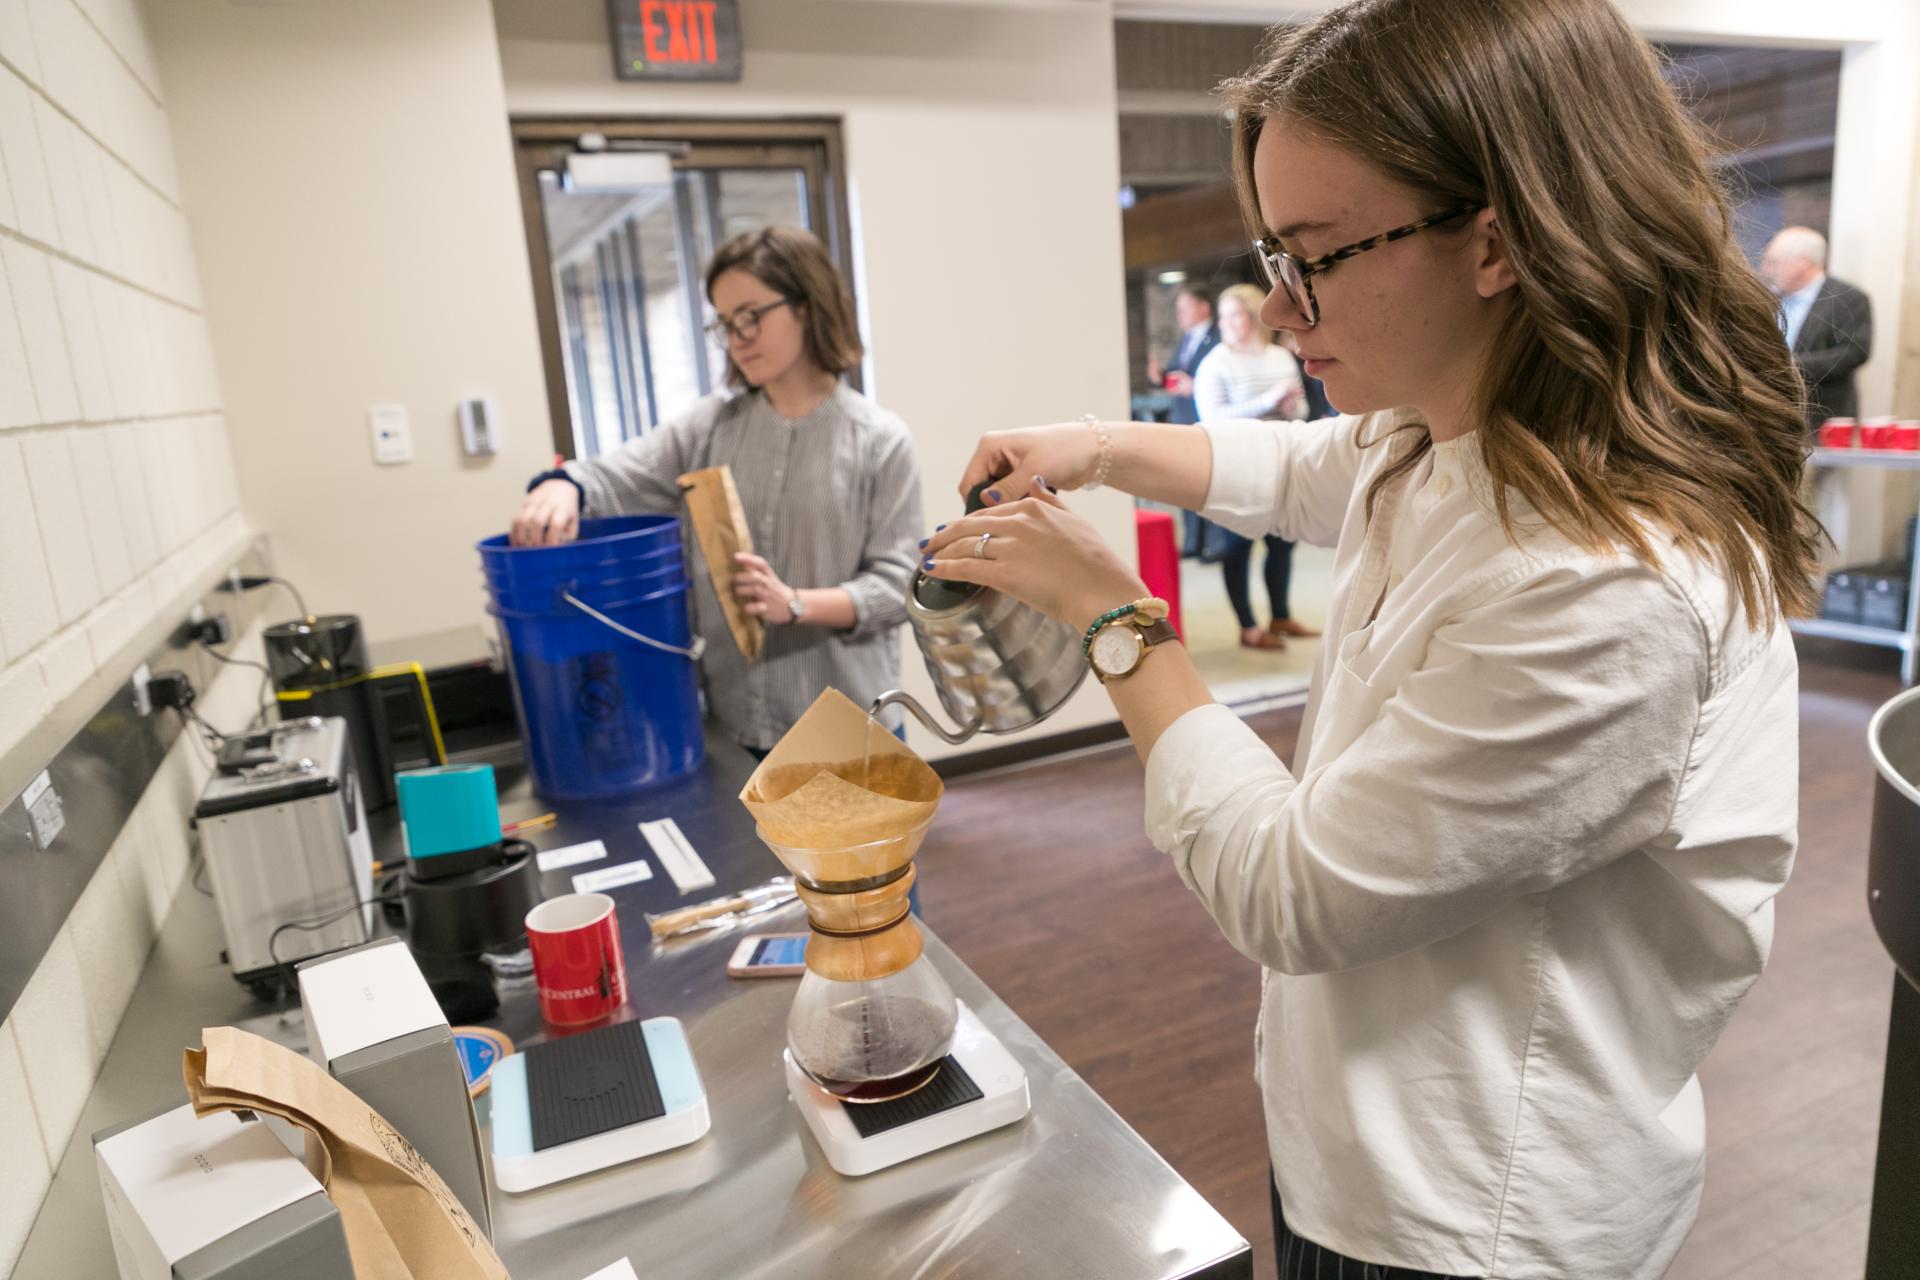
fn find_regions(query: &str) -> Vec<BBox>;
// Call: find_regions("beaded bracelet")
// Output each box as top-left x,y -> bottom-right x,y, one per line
1082,414 -> 1114,491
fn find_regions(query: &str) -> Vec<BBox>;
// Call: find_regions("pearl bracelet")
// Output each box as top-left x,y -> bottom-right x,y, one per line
1082,414 -> 1114,491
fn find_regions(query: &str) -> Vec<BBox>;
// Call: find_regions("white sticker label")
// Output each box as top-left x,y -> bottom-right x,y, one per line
23,769 -> 52,808
639,818 -> 715,894
571,860 -> 653,894
537,840 -> 609,872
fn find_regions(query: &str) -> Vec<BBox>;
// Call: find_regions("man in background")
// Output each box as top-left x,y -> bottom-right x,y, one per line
1147,284 -> 1218,556
1763,226 -> 1872,431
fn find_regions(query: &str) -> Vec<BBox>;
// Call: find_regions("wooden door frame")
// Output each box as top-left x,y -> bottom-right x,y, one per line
510,117 -> 855,458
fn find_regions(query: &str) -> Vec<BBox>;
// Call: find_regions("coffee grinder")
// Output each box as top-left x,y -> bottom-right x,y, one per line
395,764 -> 543,1022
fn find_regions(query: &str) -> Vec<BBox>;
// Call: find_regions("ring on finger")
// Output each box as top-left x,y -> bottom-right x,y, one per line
974,532 -> 994,560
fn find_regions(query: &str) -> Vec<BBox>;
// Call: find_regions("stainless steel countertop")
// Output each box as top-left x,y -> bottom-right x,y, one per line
19,734 -> 1250,1279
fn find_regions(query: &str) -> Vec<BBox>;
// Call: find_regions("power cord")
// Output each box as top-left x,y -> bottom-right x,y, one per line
221,573 -> 312,621
199,639 -> 274,728
264,891 -> 402,999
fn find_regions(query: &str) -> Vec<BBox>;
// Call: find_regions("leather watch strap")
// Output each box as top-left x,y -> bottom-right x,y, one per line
1137,618 -> 1178,648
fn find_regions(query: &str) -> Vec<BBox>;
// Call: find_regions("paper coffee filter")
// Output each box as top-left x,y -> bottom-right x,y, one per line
741,689 -> 941,849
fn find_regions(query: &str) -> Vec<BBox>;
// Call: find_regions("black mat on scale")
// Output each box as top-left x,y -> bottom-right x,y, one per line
526,1020 -> 665,1151
844,1056 -> 983,1138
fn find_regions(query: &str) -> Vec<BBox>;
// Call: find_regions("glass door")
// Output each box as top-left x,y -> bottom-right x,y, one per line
513,121 -> 852,459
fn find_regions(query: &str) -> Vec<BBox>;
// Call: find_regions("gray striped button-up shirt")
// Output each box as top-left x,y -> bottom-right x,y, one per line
565,384 -> 923,751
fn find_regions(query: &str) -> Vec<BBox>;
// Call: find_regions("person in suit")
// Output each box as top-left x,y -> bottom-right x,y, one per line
1157,285 -> 1221,424
1148,285 -> 1221,554
1762,227 -> 1872,431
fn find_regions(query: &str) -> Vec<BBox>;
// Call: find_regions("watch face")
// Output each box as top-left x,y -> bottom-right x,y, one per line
1091,625 -> 1143,677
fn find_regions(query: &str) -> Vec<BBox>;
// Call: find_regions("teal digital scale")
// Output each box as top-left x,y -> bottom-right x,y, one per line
489,1017 -> 710,1193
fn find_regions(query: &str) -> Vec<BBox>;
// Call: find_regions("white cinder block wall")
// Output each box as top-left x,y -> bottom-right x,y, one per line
0,0 -> 254,1268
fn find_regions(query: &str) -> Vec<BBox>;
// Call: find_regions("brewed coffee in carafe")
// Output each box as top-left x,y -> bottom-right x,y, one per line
758,839 -> 958,1101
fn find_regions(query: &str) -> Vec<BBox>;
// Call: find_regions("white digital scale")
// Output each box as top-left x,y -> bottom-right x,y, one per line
784,1000 -> 1031,1177
491,1017 -> 710,1193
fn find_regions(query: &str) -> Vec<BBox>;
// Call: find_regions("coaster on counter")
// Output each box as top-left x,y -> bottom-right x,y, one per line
452,1026 -> 514,1097
843,1056 -> 984,1139
526,1020 -> 666,1151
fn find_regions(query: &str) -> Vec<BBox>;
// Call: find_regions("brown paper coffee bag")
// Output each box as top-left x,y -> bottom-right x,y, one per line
184,1026 -> 507,1280
677,464 -> 764,661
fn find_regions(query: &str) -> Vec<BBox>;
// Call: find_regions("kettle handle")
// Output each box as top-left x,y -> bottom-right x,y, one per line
869,690 -> 982,745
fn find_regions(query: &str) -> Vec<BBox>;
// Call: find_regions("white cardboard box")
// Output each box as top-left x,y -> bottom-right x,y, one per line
299,936 -> 493,1236
93,1104 -> 351,1280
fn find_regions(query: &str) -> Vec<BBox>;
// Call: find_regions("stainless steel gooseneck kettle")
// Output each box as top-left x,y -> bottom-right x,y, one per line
871,479 -> 1088,744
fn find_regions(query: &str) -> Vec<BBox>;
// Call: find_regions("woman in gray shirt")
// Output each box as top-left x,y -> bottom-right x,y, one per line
511,226 -> 923,754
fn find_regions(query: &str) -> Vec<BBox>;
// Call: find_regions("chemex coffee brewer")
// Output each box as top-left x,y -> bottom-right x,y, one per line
740,690 -> 1029,1176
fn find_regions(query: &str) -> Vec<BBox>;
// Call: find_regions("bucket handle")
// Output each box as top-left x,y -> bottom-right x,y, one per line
562,591 -> 707,662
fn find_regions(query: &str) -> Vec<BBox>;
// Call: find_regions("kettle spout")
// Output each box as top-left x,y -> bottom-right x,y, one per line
870,690 -> 982,746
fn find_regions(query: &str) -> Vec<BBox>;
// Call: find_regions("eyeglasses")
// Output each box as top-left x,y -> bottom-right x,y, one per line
1252,204 -> 1482,328
705,298 -> 792,344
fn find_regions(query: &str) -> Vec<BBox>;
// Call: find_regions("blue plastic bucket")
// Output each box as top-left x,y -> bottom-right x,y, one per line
481,561 -> 689,613
479,516 -> 683,589
479,521 -> 705,801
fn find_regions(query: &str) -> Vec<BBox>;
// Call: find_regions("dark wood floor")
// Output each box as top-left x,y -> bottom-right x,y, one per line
923,638 -> 1900,1279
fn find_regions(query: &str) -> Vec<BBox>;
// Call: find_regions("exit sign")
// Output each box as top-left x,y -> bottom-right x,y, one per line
609,0 -> 743,82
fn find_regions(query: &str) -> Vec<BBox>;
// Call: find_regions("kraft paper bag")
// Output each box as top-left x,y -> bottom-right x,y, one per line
184,1026 -> 507,1280
677,464 -> 764,661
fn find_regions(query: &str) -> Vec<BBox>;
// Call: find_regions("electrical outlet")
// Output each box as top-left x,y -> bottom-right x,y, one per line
23,771 -> 64,850
132,662 -> 153,716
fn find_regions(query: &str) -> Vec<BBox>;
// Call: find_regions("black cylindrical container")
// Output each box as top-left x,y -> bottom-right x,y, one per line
264,614 -> 370,688
403,842 -> 542,1022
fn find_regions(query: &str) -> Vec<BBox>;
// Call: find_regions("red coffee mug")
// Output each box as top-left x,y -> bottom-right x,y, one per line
1898,423 -> 1920,452
1819,422 -> 1854,449
526,893 -> 629,1026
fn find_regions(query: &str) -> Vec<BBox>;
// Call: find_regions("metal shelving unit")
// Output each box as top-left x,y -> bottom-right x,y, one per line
1795,449 -> 1920,684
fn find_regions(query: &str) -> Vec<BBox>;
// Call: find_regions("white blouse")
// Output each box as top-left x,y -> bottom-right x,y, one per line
1193,343 -> 1304,422
1145,412 -> 1798,1278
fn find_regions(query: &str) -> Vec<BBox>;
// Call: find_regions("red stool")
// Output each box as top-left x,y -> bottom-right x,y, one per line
1134,509 -> 1184,640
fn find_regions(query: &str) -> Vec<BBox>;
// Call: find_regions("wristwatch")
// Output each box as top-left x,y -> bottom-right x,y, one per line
1085,599 -> 1177,682
786,595 -> 807,622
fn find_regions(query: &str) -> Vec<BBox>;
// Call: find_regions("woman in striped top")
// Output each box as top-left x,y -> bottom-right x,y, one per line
1193,284 -> 1319,650
511,226 -> 924,756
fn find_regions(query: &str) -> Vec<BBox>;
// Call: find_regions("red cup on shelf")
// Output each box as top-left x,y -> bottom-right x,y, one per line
526,892 -> 629,1026
1898,423 -> 1920,452
1820,419 -> 1856,449
1864,418 -> 1898,450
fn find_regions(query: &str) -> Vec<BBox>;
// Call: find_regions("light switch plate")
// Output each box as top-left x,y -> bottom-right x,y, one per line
368,404 -> 412,465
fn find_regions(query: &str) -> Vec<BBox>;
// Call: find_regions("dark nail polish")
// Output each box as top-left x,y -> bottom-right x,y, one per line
922,558 -> 937,571
985,489 -> 1001,504
918,538 -> 928,549
1033,475 -> 1048,490
936,523 -> 947,532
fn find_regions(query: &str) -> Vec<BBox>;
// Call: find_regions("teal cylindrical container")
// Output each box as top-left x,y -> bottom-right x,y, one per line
397,764 -> 503,860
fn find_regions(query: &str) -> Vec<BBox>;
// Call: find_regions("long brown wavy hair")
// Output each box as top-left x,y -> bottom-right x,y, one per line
1221,0 -> 1823,620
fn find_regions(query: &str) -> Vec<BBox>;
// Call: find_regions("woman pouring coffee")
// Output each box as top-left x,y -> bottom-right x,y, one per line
511,226 -> 922,756
920,1 -> 1817,1275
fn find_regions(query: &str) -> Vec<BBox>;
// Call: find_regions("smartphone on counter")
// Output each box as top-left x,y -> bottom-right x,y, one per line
728,933 -> 809,977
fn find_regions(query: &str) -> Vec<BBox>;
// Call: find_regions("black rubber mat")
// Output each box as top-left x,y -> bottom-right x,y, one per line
526,1020 -> 665,1151
844,1056 -> 984,1138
